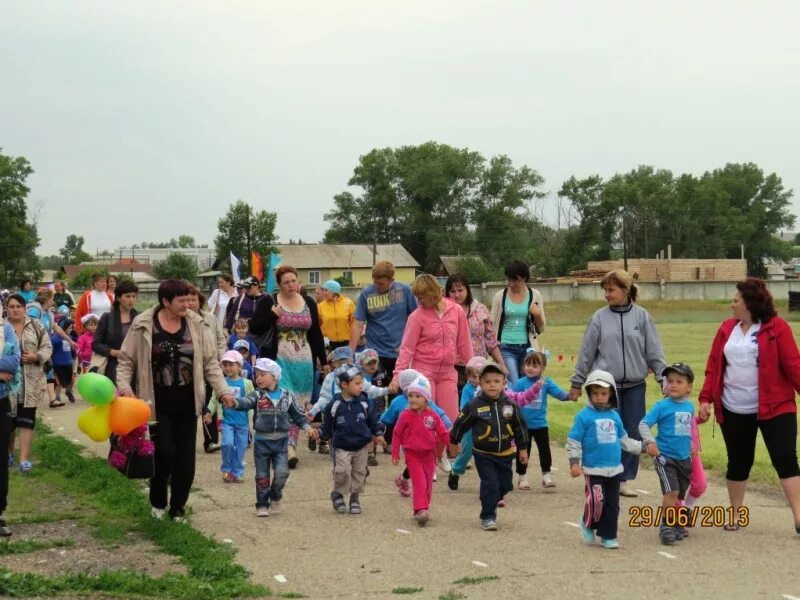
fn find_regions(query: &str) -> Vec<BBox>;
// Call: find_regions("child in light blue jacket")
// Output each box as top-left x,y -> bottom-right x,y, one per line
512,351 -> 574,490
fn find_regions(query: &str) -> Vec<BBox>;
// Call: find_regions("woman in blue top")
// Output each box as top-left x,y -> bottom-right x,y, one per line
490,260 -> 546,384
17,278 -> 36,305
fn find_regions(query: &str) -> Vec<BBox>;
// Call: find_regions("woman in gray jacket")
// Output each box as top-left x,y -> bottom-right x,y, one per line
568,270 -> 666,497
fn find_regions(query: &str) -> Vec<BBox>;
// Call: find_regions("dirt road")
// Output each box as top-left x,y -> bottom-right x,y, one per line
41,403 -> 799,600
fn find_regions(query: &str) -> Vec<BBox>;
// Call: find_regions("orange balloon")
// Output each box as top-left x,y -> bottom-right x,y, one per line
109,397 -> 152,435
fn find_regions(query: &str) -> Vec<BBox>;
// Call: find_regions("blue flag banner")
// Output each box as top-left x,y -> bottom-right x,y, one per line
265,252 -> 281,294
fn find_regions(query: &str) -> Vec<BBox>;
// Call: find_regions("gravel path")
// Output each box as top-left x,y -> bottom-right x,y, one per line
39,402 -> 800,600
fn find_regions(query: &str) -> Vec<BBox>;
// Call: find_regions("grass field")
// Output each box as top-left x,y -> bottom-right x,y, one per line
540,299 -> 800,487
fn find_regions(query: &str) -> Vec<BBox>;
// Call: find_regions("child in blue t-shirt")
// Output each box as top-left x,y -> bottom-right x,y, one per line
512,350 -> 575,490
228,318 -> 258,365
567,370 -> 643,549
447,357 -> 483,490
205,351 -> 255,482
382,369 -> 451,497
50,320 -> 76,404
639,362 -> 696,546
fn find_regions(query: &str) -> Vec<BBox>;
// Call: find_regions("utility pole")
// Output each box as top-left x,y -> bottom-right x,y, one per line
621,210 -> 628,272
245,204 -> 252,277
372,225 -> 377,266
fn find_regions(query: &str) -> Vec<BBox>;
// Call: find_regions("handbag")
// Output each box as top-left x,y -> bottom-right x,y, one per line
251,294 -> 278,353
108,432 -> 155,479
88,353 -> 108,375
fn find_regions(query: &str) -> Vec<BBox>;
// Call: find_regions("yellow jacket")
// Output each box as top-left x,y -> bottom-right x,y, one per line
317,295 -> 355,343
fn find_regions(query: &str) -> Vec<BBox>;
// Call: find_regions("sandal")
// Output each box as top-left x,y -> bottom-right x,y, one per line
723,523 -> 740,532
49,399 -> 65,408
331,492 -> 346,514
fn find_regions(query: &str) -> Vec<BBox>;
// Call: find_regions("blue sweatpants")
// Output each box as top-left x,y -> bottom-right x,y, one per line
617,383 -> 646,482
221,422 -> 249,478
473,453 -> 514,521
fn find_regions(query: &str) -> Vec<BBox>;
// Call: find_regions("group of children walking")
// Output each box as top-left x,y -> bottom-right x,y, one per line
205,339 -> 707,546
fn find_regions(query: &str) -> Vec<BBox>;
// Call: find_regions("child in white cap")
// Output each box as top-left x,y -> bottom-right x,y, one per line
222,358 -> 317,517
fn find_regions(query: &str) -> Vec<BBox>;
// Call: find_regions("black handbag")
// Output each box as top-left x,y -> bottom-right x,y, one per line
108,433 -> 155,479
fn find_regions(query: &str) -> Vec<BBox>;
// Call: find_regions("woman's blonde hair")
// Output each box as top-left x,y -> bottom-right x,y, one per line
600,269 -> 638,302
411,274 -> 442,305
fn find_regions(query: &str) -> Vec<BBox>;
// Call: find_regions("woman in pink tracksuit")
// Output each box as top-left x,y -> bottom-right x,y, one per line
391,274 -> 473,421
392,376 -> 451,525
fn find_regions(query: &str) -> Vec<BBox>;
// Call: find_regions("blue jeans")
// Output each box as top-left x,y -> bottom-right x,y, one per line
253,436 -> 290,508
617,383 -> 646,482
451,431 -> 473,476
500,343 -> 530,385
221,422 -> 249,478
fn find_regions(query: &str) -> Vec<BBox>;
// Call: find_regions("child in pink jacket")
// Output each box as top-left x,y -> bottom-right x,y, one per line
392,288 -> 474,422
392,376 -> 451,526
77,314 -> 98,372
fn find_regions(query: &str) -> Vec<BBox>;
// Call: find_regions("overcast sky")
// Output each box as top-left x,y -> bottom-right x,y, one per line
2,1 -> 799,257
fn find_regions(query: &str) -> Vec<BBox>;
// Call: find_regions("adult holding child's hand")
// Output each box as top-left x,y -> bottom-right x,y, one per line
569,270 -> 666,498
698,277 -> 800,535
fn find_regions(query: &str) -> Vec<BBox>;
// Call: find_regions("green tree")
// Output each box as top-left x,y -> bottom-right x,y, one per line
59,234 -> 93,264
0,149 -> 40,285
39,254 -> 63,270
177,235 -> 196,248
214,200 -> 277,273
452,257 -> 496,284
153,252 -> 199,282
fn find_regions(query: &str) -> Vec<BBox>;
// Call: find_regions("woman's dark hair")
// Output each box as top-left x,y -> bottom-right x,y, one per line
504,260 -> 530,283
112,280 -> 139,308
275,265 -> 298,284
91,271 -> 107,285
6,293 -> 26,308
736,277 -> 776,323
445,273 -> 473,306
220,274 -> 234,285
158,278 -> 191,306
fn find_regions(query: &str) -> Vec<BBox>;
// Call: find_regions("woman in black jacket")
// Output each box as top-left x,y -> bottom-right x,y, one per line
92,280 -> 139,384
249,266 -> 326,468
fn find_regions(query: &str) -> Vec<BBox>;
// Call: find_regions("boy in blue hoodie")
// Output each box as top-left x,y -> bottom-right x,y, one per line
639,362 -> 695,545
222,358 -> 316,517
320,364 -> 386,515
50,319 -> 76,405
512,350 -> 575,490
567,370 -> 644,549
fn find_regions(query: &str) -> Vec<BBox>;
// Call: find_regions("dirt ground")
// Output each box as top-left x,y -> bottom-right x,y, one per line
35,404 -> 800,600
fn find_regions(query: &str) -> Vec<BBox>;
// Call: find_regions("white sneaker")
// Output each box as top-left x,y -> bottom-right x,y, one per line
518,475 -> 531,490
433,473 -> 437,482
542,473 -> 556,488
437,456 -> 452,473
619,483 -> 638,497
256,507 -> 269,517
269,500 -> 281,515
150,507 -> 166,520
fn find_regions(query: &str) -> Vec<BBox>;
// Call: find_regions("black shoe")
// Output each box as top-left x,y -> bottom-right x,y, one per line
307,437 -> 317,452
367,453 -> 378,467
659,524 -> 677,545
66,390 -> 76,404
0,517 -> 11,537
318,441 -> 330,455
674,525 -> 688,540
448,473 -> 459,491
795,522 -> 800,535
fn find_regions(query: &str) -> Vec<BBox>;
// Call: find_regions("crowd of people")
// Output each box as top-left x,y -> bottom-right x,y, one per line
1,264 -> 799,546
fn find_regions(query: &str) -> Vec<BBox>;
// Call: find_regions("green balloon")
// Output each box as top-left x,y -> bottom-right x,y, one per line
76,372 -> 116,406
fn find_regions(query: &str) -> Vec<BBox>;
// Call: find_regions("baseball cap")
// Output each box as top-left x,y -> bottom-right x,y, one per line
242,276 -> 260,287
584,370 -> 615,389
221,350 -> 244,366
466,356 -> 488,373
335,363 -> 362,384
479,363 -> 505,378
662,362 -> 694,383
332,346 -> 353,362
233,339 -> 250,351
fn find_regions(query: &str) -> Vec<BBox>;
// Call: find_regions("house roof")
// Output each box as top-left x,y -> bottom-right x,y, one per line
273,244 -> 419,269
62,260 -> 155,280
438,255 -> 483,275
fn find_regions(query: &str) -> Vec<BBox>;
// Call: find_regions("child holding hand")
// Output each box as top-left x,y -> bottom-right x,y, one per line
391,377 -> 450,526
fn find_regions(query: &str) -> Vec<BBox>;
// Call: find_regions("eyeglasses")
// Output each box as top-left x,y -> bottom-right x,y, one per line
364,360 -> 378,366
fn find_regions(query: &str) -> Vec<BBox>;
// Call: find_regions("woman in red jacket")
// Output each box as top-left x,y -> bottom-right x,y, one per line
698,277 -> 800,534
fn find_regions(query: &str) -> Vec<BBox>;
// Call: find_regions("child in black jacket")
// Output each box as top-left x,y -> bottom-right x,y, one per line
450,364 -> 529,531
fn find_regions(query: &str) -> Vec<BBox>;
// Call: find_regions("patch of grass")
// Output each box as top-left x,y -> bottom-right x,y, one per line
439,591 -> 466,600
0,538 -> 74,555
0,424 -> 269,599
5,511 -> 85,525
392,587 -> 424,594
452,575 -> 499,586
279,593 -> 306,598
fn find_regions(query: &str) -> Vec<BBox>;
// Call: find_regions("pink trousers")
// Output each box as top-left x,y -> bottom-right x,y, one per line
405,450 -> 437,513
414,362 -> 459,422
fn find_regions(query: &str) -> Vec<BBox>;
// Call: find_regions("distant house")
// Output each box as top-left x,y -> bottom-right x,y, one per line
273,244 -> 419,286
434,255 -> 484,278
764,262 -> 787,281
62,259 -> 158,284
586,258 -> 747,282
